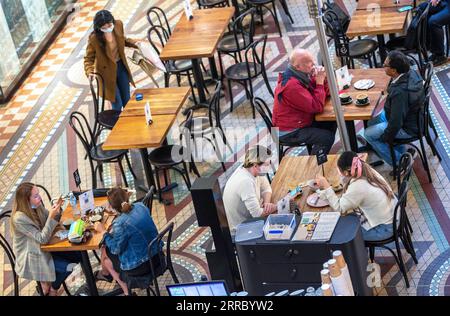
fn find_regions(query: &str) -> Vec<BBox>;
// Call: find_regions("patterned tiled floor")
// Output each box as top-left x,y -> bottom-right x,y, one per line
2,0 -> 450,296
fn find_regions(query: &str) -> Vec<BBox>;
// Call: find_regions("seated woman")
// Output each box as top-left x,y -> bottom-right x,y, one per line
11,182 -> 82,296
94,187 -> 163,295
315,151 -> 397,241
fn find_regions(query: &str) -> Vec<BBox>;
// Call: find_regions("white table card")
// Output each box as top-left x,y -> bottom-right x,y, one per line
145,102 -> 153,125
183,0 -> 193,20
79,190 -> 95,216
335,65 -> 352,91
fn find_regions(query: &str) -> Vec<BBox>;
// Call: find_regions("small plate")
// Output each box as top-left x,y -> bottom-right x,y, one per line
354,79 -> 375,90
306,193 -> 329,208
355,100 -> 370,106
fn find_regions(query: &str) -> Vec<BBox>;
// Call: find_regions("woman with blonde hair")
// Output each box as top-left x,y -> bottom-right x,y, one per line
316,151 -> 397,241
10,182 -> 81,296
94,187 -> 162,295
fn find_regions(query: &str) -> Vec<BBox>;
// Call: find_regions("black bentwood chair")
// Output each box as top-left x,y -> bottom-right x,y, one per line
246,0 -> 294,37
69,111 -> 136,189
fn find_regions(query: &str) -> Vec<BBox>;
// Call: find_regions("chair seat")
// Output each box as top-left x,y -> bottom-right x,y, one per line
181,116 -> 212,135
393,136 -> 420,144
167,60 -> 192,73
225,62 -> 262,80
364,235 -> 395,246
199,0 -> 228,6
247,0 -> 273,4
91,144 -> 127,161
218,34 -> 251,53
348,39 -> 378,57
98,110 -> 120,129
148,145 -> 186,166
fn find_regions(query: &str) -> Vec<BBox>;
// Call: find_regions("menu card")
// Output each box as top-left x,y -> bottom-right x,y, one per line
79,189 -> 95,216
145,102 -> 153,125
335,66 -> 352,91
183,0 -> 193,20
292,212 -> 340,241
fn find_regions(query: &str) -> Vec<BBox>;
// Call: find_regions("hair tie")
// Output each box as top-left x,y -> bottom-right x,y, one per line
350,157 -> 362,178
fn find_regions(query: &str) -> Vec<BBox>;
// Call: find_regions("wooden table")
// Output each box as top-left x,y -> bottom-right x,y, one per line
159,7 -> 234,108
356,0 -> 414,10
346,7 -> 409,61
271,154 -> 368,213
103,87 -> 189,194
41,197 -> 117,296
315,68 -> 390,151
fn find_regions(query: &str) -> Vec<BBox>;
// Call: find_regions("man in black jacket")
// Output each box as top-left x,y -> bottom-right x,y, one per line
364,51 -> 425,166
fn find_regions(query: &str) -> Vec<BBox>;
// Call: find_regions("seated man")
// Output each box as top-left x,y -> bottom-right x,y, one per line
223,146 -> 277,234
272,48 -> 337,154
364,51 -> 425,166
419,0 -> 450,66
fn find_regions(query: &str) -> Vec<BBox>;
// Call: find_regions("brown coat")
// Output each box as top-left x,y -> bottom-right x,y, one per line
84,20 -> 138,102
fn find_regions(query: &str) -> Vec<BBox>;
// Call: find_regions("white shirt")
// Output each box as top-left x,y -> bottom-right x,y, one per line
222,166 -> 272,234
318,176 -> 396,230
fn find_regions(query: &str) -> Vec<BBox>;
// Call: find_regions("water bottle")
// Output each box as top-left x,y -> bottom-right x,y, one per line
69,192 -> 79,216
315,286 -> 323,296
304,286 -> 316,296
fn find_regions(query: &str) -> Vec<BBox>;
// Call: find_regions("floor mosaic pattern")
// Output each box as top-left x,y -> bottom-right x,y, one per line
2,0 -> 450,296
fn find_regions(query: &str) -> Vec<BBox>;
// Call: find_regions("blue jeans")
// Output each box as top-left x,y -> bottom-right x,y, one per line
363,110 -> 412,166
420,1 -> 450,56
112,60 -> 131,111
51,251 -> 82,290
362,223 -> 393,241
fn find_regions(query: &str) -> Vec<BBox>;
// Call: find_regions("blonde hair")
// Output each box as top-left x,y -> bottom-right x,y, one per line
243,146 -> 272,168
11,182 -> 45,235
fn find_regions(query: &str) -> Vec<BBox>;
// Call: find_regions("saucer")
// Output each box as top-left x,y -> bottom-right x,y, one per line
355,100 -> 370,106
340,98 -> 353,105
306,193 -> 329,208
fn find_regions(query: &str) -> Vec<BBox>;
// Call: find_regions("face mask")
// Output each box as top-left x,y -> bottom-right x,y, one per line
258,165 -> 271,175
101,25 -> 114,33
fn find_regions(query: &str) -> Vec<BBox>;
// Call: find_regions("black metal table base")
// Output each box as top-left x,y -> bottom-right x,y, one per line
80,251 -> 99,296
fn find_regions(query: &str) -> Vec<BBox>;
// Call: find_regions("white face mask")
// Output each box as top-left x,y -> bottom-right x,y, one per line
101,25 -> 114,33
258,165 -> 271,175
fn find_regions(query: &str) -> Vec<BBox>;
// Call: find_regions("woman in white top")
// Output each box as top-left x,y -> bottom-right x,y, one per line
316,151 -> 397,241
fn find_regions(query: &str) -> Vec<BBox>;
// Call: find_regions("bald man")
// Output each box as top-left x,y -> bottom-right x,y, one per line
272,49 -> 336,154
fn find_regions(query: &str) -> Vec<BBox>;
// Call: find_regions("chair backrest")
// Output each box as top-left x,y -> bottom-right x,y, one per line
69,111 -> 96,157
423,61 -> 433,94
229,7 -> 256,52
0,210 -> 19,296
88,73 -> 107,117
147,222 -> 178,295
322,9 -> 350,57
243,35 -> 268,79
396,152 -> 414,193
208,80 -> 224,130
416,4 -> 430,61
322,0 -> 350,38
253,97 -> 274,130
147,25 -> 170,56
197,0 -> 229,8
392,180 -> 410,238
146,6 -> 171,35
141,186 -> 155,216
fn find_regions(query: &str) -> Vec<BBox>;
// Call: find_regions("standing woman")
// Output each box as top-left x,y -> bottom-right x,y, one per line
84,10 -> 140,111
10,183 -> 81,296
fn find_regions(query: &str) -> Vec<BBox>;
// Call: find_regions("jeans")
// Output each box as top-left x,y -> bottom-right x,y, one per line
112,60 -> 131,111
420,1 -> 450,56
363,111 -> 412,166
279,121 -> 337,155
362,223 -> 393,241
51,251 -> 82,290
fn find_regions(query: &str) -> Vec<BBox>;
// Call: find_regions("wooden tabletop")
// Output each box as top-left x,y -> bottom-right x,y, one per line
41,197 -> 115,252
346,7 -> 409,37
102,87 -> 189,150
315,68 -> 390,121
271,154 -> 368,213
122,87 -> 190,117
159,7 -> 235,60
356,0 -> 413,10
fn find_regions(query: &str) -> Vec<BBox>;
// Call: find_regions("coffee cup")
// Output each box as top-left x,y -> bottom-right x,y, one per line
339,93 -> 351,104
356,93 -> 369,104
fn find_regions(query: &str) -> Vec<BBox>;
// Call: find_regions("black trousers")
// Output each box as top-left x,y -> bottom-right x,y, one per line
280,121 -> 337,154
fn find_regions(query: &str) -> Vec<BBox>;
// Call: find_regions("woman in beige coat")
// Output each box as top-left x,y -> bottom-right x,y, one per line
11,183 -> 81,296
84,10 -> 140,111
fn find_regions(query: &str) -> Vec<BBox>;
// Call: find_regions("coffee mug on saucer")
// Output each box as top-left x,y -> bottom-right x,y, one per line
339,93 -> 352,104
356,93 -> 369,104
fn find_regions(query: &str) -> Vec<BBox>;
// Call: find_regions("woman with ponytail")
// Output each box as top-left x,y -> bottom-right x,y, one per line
94,187 -> 162,295
315,151 -> 397,241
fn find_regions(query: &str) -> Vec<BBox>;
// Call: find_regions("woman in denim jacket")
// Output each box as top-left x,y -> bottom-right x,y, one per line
94,187 -> 162,295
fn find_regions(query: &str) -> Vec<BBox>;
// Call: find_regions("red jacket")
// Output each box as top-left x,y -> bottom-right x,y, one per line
273,73 -> 329,131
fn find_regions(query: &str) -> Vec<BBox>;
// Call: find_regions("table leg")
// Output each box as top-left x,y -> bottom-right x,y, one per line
377,34 -> 387,63
80,251 -> 99,296
140,148 -> 156,190
183,59 -> 210,115
346,121 -> 359,152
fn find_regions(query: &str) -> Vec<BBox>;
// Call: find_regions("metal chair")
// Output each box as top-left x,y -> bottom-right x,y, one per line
197,0 -> 230,8
146,6 -> 171,35
365,180 -> 416,288
124,222 -> 179,296
422,62 -> 441,155
89,73 -> 121,141
323,9 -> 378,69
246,0 -> 294,37
253,97 -> 311,163
224,35 -> 273,118
69,111 -> 136,189
180,81 -> 230,172
218,8 -> 256,80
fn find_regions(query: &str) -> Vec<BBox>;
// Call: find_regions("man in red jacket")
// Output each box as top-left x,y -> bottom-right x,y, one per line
273,49 -> 336,154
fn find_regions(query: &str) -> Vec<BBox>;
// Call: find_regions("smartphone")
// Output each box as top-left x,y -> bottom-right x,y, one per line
289,185 -> 303,198
398,5 -> 413,12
